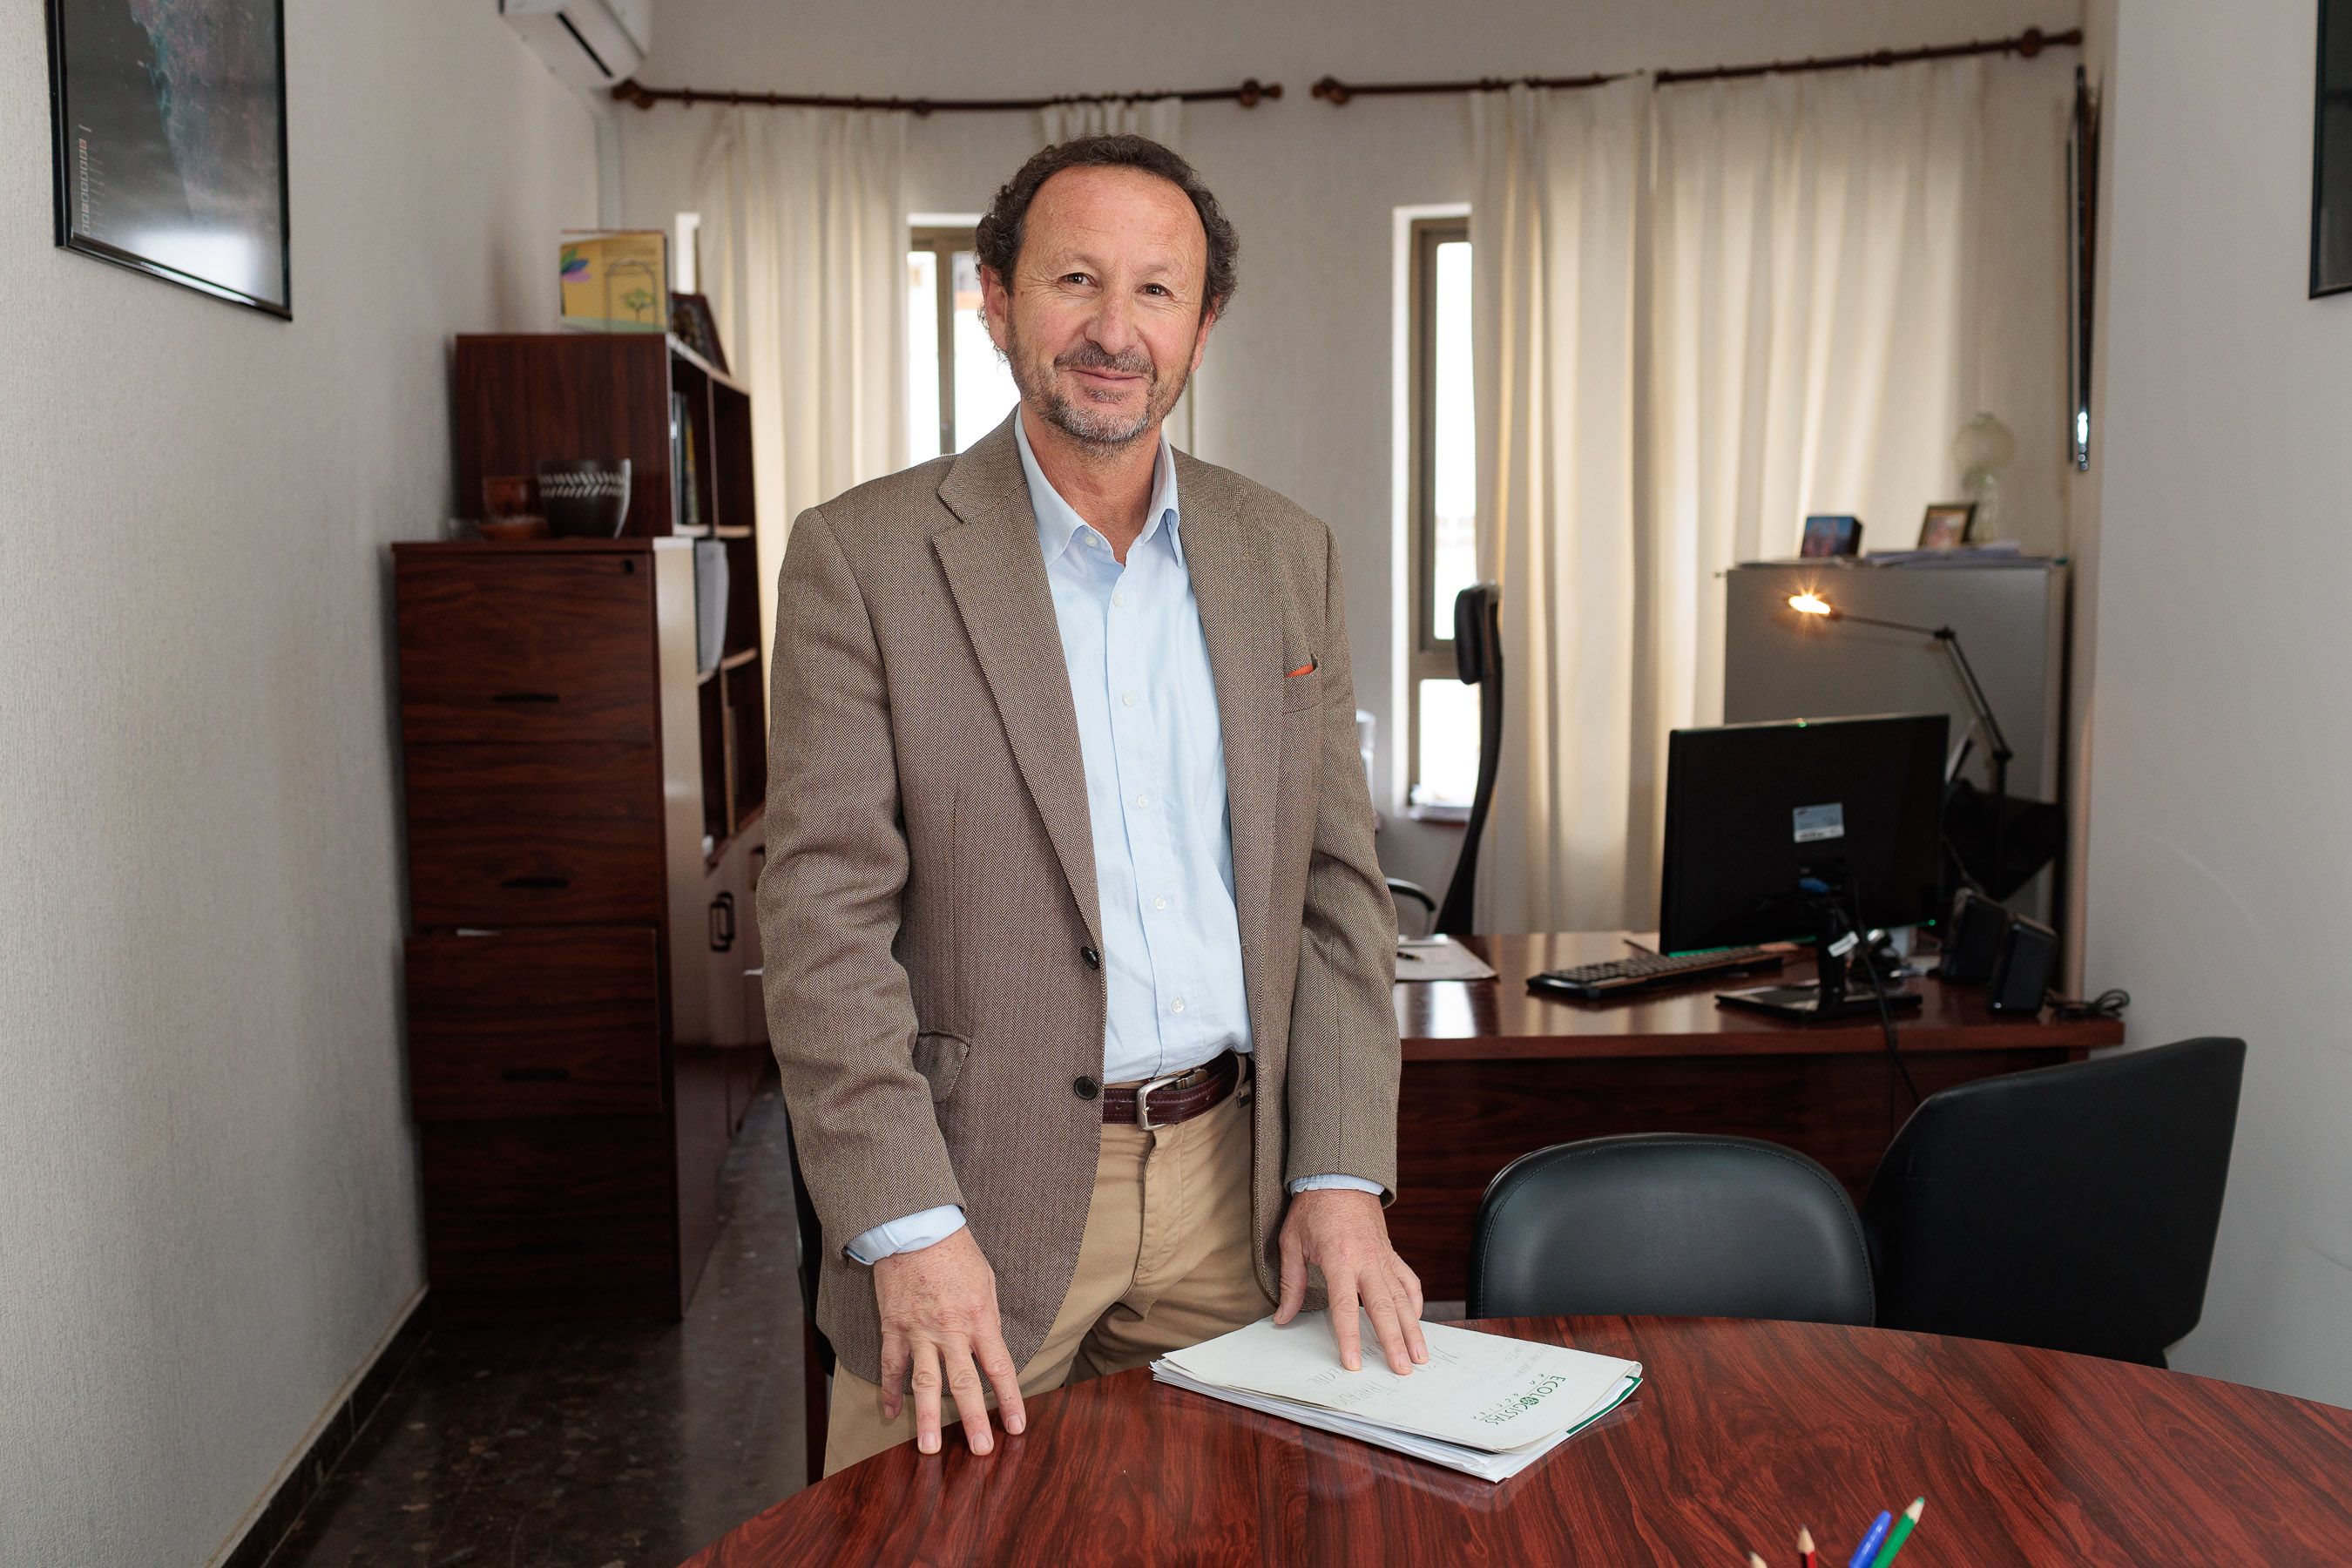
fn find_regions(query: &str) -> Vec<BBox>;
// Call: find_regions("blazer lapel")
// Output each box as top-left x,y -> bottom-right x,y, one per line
933,415 -> 1103,949
1173,452 -> 1281,1024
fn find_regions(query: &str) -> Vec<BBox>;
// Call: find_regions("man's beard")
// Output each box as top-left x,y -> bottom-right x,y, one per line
1005,323 -> 1187,451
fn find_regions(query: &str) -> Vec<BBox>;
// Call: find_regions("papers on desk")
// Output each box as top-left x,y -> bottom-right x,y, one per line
1395,933 -> 1497,983
1152,1312 -> 1642,1482
1860,541 -> 2044,568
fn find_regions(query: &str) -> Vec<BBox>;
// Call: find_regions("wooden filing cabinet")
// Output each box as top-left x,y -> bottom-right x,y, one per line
393,537 -> 771,1321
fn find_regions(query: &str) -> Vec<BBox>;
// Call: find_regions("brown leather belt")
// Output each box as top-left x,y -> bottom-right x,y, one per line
1101,1051 -> 1242,1129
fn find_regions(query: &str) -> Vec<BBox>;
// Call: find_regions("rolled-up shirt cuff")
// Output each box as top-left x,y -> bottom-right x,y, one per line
842,1203 -> 968,1264
1287,1173 -> 1385,1197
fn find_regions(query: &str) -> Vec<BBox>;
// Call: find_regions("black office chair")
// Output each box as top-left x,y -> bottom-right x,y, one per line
1389,582 -> 1503,936
782,1109 -> 835,1484
1862,1036 -> 2245,1368
1467,1133 -> 1875,1325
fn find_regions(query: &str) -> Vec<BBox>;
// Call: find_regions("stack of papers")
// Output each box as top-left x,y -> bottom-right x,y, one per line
1860,541 -> 2044,568
1396,933 -> 1497,983
1152,1313 -> 1641,1482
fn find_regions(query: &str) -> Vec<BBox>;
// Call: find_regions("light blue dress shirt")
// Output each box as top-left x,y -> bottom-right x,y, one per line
843,416 -> 1379,1263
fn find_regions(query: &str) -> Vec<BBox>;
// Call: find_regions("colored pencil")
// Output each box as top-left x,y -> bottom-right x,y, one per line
1846,1511 -> 1893,1568
1799,1525 -> 1818,1568
1747,1554 -> 1770,1568
1869,1498 -> 1926,1567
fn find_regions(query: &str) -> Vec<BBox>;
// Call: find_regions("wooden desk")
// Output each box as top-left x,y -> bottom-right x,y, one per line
684,1315 -> 2352,1564
1393,934 -> 2126,1300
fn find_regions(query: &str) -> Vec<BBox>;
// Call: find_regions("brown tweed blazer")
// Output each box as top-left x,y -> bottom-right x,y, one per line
755,413 -> 1399,1383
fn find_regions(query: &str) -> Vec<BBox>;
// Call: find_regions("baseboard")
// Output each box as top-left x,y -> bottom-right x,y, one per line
206,1287 -> 431,1568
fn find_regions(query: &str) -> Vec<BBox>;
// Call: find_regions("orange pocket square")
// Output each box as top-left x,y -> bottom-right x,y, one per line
1285,659 -> 1317,679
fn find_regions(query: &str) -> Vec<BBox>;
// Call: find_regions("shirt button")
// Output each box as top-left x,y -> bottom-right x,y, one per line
1080,946 -> 1101,970
1122,691 -> 1137,708
1153,896 -> 1168,910
1134,792 -> 1149,810
1171,997 -> 1186,1015
1112,591 -> 1126,608
1073,1075 -> 1101,1100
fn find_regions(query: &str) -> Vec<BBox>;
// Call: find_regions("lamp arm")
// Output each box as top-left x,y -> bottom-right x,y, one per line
1933,628 -> 2013,763
1820,609 -> 2013,762
1804,601 -> 2019,892
1820,609 -> 1945,639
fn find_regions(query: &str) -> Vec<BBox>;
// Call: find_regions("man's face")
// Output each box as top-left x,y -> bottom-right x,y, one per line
983,165 -> 1217,452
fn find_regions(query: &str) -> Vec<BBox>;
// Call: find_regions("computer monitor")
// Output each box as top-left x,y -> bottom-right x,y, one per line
1659,713 -> 1948,959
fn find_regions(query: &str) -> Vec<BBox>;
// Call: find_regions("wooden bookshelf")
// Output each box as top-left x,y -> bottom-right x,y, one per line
392,334 -> 774,1323
453,332 -> 755,540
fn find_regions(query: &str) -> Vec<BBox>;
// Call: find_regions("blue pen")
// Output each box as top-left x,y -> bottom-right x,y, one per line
1847,1511 -> 1894,1568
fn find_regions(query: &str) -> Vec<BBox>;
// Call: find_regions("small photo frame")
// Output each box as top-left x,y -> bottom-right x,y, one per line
1917,502 -> 1977,550
669,291 -> 729,373
1800,514 -> 1864,558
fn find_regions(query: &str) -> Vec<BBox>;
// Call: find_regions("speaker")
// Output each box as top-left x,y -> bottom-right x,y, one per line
1940,889 -> 2010,983
1985,915 -> 2059,1015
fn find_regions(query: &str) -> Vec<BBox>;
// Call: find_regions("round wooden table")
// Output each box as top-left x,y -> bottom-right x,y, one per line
681,1316 -> 2352,1565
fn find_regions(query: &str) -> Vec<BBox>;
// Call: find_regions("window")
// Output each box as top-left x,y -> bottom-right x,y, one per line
1408,219 -> 1478,812
908,227 -> 1021,461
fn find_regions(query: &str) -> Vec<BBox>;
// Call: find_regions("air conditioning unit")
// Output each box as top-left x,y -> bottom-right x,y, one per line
500,0 -> 652,92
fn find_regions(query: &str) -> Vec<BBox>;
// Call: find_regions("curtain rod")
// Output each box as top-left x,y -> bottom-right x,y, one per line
611,78 -> 1281,115
1310,25 -> 2080,105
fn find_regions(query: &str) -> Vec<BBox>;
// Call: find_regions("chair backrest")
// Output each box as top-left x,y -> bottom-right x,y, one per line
1469,1133 -> 1875,1325
1436,583 -> 1503,935
1862,1036 -> 2246,1366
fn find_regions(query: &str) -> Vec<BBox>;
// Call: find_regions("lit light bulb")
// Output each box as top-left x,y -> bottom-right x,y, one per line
1788,592 -> 1834,617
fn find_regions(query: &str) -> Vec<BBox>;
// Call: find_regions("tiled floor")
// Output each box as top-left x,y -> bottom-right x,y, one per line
268,1082 -> 808,1568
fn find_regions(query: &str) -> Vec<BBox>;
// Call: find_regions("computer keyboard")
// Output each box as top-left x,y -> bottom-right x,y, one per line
1527,946 -> 1785,1001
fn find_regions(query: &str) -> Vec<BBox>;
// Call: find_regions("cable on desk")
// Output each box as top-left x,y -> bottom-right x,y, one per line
2048,987 -> 2130,1022
1836,887 -> 1921,1135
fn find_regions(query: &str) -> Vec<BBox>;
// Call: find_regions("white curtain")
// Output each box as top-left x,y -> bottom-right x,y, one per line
1648,60 -> 1988,763
693,108 -> 908,661
1469,80 -> 1651,933
1471,59 -> 2005,931
1039,96 -> 1181,145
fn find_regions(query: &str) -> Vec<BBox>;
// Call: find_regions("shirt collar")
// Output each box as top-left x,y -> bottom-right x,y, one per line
1014,409 -> 1183,568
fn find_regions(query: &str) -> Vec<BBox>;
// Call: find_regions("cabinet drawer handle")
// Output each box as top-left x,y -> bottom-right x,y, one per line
499,875 -> 571,890
490,692 -> 561,705
499,1066 -> 572,1083
711,891 -> 736,952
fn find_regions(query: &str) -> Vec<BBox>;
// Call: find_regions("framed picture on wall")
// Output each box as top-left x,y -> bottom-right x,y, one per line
45,0 -> 292,317
2068,65 -> 2099,466
2315,0 -> 2352,297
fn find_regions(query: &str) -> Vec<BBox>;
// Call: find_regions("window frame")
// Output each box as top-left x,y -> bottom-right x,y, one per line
909,226 -> 974,458
1406,215 -> 1473,816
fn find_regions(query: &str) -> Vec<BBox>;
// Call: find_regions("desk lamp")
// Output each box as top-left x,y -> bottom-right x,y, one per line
1786,591 -> 2014,891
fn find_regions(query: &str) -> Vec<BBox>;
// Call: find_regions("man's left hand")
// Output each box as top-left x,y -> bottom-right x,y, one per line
1274,1188 -> 1429,1374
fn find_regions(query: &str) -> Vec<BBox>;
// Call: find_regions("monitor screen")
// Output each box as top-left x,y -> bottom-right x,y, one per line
1659,713 -> 1948,955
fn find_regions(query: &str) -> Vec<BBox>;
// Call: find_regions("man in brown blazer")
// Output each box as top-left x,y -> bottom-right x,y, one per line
759,134 -> 1421,1476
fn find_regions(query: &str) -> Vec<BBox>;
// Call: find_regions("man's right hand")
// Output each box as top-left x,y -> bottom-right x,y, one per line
871,1227 -> 1027,1456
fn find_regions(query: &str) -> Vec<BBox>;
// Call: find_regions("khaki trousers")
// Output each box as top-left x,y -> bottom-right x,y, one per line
823,1071 -> 1272,1475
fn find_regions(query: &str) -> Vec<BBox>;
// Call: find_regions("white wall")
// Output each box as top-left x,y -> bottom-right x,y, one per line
2085,1 -> 2352,1403
616,0 -> 2078,895
0,6 -> 598,1564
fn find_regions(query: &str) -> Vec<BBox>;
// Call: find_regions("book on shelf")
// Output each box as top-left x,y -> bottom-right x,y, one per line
1152,1311 -> 1641,1483
671,391 -> 701,532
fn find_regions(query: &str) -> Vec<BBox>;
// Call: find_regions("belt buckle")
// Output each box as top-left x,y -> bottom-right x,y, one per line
1133,1068 -> 1193,1131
